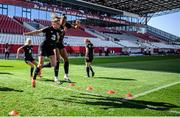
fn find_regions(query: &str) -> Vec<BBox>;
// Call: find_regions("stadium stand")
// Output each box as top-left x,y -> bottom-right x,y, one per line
34,19 -> 51,26
14,16 -> 34,23
117,40 -> 140,48
65,28 -> 96,38
0,33 -> 122,54
0,0 -> 180,57
147,25 -> 179,42
104,33 -> 141,42
127,31 -> 160,42
151,42 -> 176,49
0,14 -> 29,34
0,33 -> 43,45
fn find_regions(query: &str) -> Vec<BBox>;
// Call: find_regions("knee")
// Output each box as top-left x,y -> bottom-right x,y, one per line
34,63 -> 37,67
65,60 -> 69,64
63,57 -> 68,62
57,59 -> 60,63
51,62 -> 56,67
57,61 -> 60,65
37,64 -> 43,68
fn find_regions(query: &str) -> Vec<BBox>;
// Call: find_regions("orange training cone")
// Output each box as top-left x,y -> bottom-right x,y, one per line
69,83 -> 75,87
8,110 -> 19,116
125,92 -> 133,99
107,90 -> 115,94
86,86 -> 93,91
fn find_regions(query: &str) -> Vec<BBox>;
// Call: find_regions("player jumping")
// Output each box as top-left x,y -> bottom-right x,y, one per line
24,17 -> 61,88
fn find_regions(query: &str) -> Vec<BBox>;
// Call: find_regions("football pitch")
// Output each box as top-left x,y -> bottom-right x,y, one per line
0,55 -> 180,116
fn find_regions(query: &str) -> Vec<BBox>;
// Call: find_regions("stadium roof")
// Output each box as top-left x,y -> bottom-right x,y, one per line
31,0 -> 180,17
82,0 -> 180,16
59,0 -> 180,17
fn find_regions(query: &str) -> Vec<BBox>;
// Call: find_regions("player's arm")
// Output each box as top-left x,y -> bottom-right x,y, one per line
23,29 -> 43,36
85,47 -> 89,60
16,46 -> 24,59
65,20 -> 80,30
71,20 -> 81,29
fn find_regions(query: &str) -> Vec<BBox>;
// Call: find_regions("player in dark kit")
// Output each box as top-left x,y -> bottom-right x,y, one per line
84,39 -> 95,77
16,38 -> 38,77
24,17 -> 61,88
4,43 -> 10,59
56,15 -> 80,82
44,14 -> 80,83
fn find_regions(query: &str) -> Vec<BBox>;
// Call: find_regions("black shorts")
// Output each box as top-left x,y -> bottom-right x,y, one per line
39,42 -> 56,57
86,57 -> 93,62
25,57 -> 35,64
56,42 -> 65,50
5,52 -> 9,54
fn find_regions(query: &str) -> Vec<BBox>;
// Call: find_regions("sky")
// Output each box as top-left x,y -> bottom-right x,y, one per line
148,11 -> 180,37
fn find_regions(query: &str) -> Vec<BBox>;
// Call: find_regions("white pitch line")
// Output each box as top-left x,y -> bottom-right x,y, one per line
41,82 -> 180,114
132,81 -> 180,99
2,74 -> 180,115
39,81 -> 180,115
168,110 -> 180,114
39,81 -> 104,97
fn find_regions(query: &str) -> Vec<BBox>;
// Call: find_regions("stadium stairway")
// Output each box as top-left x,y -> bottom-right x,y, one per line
34,19 -> 51,26
85,28 -> 106,40
104,33 -> 141,42
147,25 -> 179,42
117,40 -> 140,48
13,16 -> 43,31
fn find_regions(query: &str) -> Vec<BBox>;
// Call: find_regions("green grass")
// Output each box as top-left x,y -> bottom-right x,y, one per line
0,55 -> 180,116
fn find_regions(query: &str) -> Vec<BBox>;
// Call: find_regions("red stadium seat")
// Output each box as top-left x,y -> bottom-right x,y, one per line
0,14 -> 30,34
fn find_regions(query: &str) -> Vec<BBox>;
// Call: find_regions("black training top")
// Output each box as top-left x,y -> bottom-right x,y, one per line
23,45 -> 33,59
58,22 -> 72,44
86,43 -> 94,57
42,26 -> 61,44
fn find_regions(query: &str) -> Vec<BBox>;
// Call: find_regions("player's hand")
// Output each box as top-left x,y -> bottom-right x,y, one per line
23,32 -> 27,36
86,56 -> 89,60
75,20 -> 80,28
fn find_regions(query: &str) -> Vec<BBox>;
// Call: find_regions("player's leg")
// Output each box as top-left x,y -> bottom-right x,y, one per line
89,62 -> 95,77
60,48 -> 70,81
54,49 -> 60,80
42,62 -> 51,68
49,50 -> 60,84
48,55 -> 56,67
5,52 -> 7,59
32,56 -> 44,88
32,60 -> 38,66
26,61 -> 35,77
7,52 -> 10,59
86,62 -> 90,77
32,60 -> 42,77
